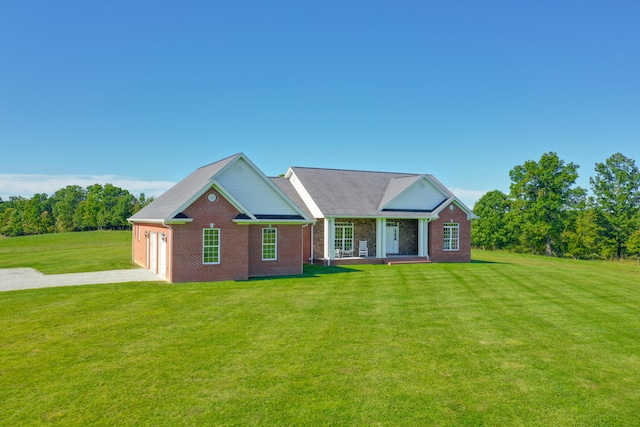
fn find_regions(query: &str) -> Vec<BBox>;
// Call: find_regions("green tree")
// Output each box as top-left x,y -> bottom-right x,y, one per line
133,193 -> 153,214
472,190 -> 512,250
561,198 -> 604,259
509,152 -> 580,256
22,193 -> 54,235
626,229 -> 640,264
590,153 -> 640,259
0,197 -> 27,237
74,184 -> 103,231
52,185 -> 86,232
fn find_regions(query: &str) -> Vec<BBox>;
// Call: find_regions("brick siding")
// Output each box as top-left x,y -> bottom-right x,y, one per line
132,223 -> 172,278
171,189 -> 249,282
428,203 -> 472,262
248,224 -> 304,277
133,189 -> 308,282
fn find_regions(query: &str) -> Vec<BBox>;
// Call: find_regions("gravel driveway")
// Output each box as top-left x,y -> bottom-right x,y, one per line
0,268 -> 164,292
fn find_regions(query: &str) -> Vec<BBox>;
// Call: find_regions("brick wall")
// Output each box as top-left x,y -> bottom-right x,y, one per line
132,223 -> 172,278
248,224 -> 303,277
133,188 -> 310,282
171,189 -> 250,282
428,203 -> 472,262
302,224 -> 311,263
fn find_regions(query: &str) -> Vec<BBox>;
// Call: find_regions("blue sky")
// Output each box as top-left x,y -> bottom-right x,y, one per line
2,0 -> 639,208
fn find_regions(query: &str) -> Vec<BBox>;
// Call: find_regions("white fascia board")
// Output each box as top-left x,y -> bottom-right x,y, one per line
168,181 -> 218,220
287,169 -> 324,218
165,153 -> 244,220
127,218 -> 166,224
432,197 -> 478,220
233,219 -> 316,225
322,213 -> 438,220
128,217 -> 192,225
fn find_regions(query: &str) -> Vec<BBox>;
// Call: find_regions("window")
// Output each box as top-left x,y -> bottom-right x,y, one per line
262,228 -> 277,260
203,228 -> 220,264
334,222 -> 354,253
443,222 -> 459,251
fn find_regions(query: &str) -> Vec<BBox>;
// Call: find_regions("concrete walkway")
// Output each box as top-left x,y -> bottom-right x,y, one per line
0,268 -> 164,292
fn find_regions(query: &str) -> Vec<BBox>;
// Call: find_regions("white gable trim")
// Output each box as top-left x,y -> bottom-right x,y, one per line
167,181 -> 219,221
378,175 -> 450,212
166,178 -> 254,221
432,197 -> 478,220
162,153 -> 243,220
165,153 -> 312,222
285,168 -> 324,218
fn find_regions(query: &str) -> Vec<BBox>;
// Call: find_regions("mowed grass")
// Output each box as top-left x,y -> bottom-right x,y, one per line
1,235 -> 640,425
0,231 -> 134,273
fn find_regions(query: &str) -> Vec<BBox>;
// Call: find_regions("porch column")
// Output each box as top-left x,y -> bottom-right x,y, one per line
376,218 -> 386,258
324,217 -> 335,260
418,218 -> 430,259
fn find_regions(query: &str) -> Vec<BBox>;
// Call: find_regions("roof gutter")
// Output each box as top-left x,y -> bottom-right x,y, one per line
233,219 -> 315,225
127,218 -> 193,225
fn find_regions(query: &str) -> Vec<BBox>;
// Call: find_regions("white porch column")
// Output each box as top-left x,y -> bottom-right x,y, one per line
324,217 -> 335,260
376,218 -> 387,258
418,218 -> 430,258
418,219 -> 425,257
418,218 -> 431,259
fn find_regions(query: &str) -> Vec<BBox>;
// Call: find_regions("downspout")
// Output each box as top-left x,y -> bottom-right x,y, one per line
310,223 -> 314,264
162,221 -> 173,282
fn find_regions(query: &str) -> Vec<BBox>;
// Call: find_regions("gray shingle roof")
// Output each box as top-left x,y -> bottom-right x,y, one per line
288,167 -> 452,218
270,177 -> 315,219
129,154 -> 239,222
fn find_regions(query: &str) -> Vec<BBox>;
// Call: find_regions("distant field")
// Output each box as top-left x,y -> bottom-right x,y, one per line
0,231 -> 134,273
1,235 -> 640,425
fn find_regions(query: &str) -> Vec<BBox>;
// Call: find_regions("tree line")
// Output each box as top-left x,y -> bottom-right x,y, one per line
472,152 -> 640,260
0,184 -> 153,237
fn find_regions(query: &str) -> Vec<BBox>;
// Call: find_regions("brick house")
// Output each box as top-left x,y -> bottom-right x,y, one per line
276,166 -> 476,266
129,153 -> 476,282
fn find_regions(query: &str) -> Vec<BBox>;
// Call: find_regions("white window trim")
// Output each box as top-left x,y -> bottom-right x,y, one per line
262,227 -> 277,261
334,221 -> 354,252
203,228 -> 221,264
443,222 -> 460,251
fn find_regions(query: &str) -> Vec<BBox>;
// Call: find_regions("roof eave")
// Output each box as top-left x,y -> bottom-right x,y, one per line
127,217 -> 193,225
233,219 -> 316,225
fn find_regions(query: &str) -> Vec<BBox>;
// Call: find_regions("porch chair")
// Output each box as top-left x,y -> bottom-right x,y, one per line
359,240 -> 368,257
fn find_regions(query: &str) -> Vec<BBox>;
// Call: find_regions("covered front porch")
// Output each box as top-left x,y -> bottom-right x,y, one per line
312,217 -> 433,265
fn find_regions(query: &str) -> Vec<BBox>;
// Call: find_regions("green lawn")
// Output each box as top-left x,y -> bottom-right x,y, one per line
0,231 -> 134,273
1,235 -> 640,425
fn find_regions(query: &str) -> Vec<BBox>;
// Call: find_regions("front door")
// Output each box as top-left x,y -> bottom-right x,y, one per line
386,222 -> 399,254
